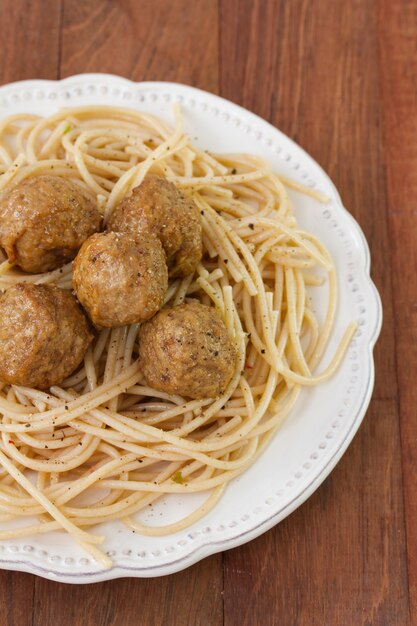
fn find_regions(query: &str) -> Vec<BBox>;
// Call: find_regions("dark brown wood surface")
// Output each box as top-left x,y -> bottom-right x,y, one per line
0,0 -> 414,624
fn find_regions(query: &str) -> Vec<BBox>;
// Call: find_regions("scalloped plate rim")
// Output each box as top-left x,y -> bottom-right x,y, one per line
0,74 -> 382,583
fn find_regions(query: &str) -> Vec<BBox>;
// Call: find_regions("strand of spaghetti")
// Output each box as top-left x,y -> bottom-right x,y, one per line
235,215 -> 332,270
0,455 -> 141,514
0,362 -> 142,429
199,207 -> 256,292
25,383 -> 209,425
53,454 -> 137,506
0,261 -> 14,275
200,203 -> 284,367
0,522 -> 67,539
187,268 -> 224,295
0,113 -> 40,133
252,388 -> 301,436
278,174 -> 330,203
196,275 -> 225,316
278,321 -> 358,385
123,485 -> 226,536
223,285 -> 237,336
78,542 -> 112,568
104,104 -> 185,214
123,324 -> 139,369
0,144 -> 12,165
59,380 -> 250,454
105,327 -> 125,411
63,418 -> 258,471
284,268 -> 310,376
15,429 -> 81,450
2,430 -> 99,472
302,308 -> 320,363
0,153 -> 27,192
0,467 -> 157,510
295,269 -> 307,333
173,168 -> 269,188
24,105 -> 172,157
129,366 -> 277,454
172,274 -> 194,306
70,133 -> 116,195
0,448 -> 103,544
99,463 -> 248,492
62,459 -> 188,518
39,120 -> 73,157
300,257 -> 338,370
65,395 -> 259,463
84,347 -> 98,391
0,265 -> 73,287
1,160 -> 77,194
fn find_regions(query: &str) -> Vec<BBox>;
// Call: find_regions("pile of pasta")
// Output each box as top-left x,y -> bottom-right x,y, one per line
0,106 -> 356,566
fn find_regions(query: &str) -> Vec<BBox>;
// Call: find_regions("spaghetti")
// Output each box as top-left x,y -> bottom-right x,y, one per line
0,105 -> 356,566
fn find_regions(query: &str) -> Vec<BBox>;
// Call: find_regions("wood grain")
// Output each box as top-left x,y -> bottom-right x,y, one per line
30,1 -> 223,624
0,571 -> 34,626
33,556 -> 222,626
220,1 -> 409,623
0,0 -> 415,624
0,0 -> 62,84
61,0 -> 219,92
0,1 -> 62,622
223,400 -> 408,625
377,0 -> 417,617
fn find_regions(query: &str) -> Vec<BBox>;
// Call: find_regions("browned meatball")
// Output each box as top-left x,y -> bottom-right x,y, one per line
107,175 -> 202,278
0,283 -> 93,389
73,231 -> 168,328
138,300 -> 237,399
0,175 -> 102,273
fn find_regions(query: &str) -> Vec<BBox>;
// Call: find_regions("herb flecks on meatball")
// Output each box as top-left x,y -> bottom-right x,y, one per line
0,175 -> 102,273
0,283 -> 93,389
107,175 -> 202,278
138,300 -> 237,399
73,231 -> 168,328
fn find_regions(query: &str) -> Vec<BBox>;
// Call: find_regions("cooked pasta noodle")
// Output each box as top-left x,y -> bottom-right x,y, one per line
0,105 -> 356,567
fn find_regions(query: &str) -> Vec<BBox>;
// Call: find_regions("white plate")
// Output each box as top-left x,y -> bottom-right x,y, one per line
0,74 -> 382,583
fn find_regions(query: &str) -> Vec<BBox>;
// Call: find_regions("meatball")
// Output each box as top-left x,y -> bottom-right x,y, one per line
138,300 -> 237,399
107,175 -> 202,278
0,175 -> 102,273
73,231 -> 168,328
0,283 -> 93,389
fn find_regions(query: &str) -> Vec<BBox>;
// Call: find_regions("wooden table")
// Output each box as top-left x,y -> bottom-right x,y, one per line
0,1 -> 415,624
